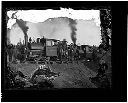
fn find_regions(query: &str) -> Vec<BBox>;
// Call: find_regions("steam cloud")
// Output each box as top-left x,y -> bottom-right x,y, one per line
68,18 -> 77,44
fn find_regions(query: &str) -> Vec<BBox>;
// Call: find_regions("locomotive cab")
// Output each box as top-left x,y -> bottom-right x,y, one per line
45,39 -> 59,61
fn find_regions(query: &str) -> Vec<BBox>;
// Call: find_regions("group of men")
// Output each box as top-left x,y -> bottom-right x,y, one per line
57,40 -> 84,62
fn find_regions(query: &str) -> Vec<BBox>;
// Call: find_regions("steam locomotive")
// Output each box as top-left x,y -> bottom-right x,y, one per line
25,37 -> 93,62
27,37 -> 59,61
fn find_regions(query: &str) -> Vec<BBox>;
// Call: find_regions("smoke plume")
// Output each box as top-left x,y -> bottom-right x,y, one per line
16,19 -> 29,46
16,19 -> 29,36
68,18 -> 77,44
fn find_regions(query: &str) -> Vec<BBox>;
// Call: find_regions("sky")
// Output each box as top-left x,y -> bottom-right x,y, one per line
7,9 -> 102,46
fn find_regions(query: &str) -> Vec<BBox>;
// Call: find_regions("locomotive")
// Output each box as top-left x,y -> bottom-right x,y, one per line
27,37 -> 59,61
24,35 -> 95,62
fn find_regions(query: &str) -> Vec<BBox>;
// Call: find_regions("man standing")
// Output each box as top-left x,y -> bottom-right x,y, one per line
96,59 -> 108,78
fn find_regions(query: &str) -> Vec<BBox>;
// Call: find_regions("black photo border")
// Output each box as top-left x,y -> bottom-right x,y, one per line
1,1 -> 127,102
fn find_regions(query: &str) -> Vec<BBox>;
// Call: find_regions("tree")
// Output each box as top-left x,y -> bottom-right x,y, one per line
100,9 -> 112,51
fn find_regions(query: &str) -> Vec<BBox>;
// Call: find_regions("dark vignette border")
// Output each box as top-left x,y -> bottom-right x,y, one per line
1,1 -> 127,102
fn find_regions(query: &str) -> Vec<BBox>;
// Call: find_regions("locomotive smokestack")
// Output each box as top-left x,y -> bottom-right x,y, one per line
68,18 -> 77,44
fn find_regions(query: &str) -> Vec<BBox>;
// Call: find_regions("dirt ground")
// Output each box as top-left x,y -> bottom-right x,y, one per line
9,61 -> 97,88
8,49 -> 111,88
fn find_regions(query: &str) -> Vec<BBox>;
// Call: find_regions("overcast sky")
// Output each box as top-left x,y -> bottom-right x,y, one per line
7,9 -> 102,46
